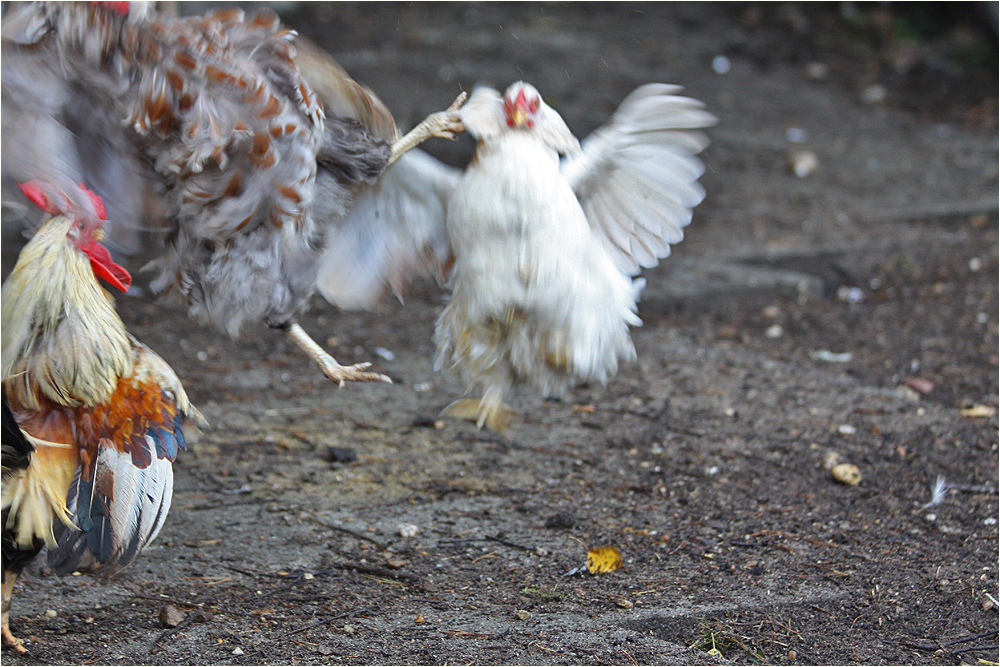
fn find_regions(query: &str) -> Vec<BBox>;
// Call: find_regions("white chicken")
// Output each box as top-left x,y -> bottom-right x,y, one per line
432,82 -> 716,430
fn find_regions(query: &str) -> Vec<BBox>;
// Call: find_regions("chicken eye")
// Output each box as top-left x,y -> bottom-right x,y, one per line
529,98 -> 540,113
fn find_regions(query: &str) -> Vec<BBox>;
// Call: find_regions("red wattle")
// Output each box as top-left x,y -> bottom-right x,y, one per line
83,240 -> 132,292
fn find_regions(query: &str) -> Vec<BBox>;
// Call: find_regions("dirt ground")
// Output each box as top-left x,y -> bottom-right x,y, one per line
2,3 -> 998,665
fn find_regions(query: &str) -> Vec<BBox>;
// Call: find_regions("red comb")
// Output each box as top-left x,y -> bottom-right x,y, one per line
79,183 -> 107,220
18,180 -> 128,291
17,181 -> 107,220
17,182 -> 60,214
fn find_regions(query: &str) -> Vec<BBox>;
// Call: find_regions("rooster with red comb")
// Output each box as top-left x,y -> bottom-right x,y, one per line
1,183 -> 205,654
434,81 -> 716,430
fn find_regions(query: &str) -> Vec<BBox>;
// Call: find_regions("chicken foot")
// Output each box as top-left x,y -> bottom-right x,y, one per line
441,386 -> 513,432
286,322 -> 391,387
2,573 -> 28,654
387,92 -> 468,166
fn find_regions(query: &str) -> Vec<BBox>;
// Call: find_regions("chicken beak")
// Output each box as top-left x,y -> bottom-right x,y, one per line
511,107 -> 528,127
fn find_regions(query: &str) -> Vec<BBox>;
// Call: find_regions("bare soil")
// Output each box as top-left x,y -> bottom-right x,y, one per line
3,3 -> 998,665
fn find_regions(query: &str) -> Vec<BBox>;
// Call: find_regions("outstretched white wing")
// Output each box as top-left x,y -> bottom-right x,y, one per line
561,84 -> 716,275
315,149 -> 459,311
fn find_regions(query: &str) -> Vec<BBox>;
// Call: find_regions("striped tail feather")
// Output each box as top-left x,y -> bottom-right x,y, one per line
47,340 -> 201,576
48,438 -> 175,577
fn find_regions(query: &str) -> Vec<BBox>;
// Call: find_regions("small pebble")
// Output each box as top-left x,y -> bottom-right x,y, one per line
343,624 -> 355,634
514,609 -> 531,621
712,55 -> 731,75
811,349 -> 852,363
785,127 -> 808,143
805,62 -> 828,80
44,609 -> 58,618
983,599 -> 995,611
398,523 -> 419,538
765,324 -> 783,339
837,286 -> 865,303
616,599 -> 634,609
324,446 -> 357,464
904,377 -> 935,395
232,647 -> 244,656
302,572 -> 314,580
837,424 -> 857,436
158,605 -> 185,628
414,613 -> 426,624
832,463 -> 861,486
788,649 -> 798,660
822,451 -> 841,470
544,512 -> 576,529
860,84 -> 887,105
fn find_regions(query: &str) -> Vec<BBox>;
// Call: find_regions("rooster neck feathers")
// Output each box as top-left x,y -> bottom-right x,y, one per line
1,215 -> 132,410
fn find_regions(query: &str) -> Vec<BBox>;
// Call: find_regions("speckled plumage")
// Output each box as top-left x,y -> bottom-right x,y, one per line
2,2 -> 376,327
2,2 -> 460,384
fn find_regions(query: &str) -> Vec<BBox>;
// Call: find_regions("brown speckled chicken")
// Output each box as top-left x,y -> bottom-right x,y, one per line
1,1 -> 464,385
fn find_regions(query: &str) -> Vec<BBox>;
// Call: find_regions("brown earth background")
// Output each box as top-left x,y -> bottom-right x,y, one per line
2,2 -> 998,665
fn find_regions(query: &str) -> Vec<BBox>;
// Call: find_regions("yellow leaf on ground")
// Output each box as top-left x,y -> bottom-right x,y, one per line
587,545 -> 623,574
960,405 -> 996,418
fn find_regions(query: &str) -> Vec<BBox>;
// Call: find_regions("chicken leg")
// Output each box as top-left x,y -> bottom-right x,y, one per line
286,322 -> 391,386
2,572 -> 28,654
387,92 -> 468,167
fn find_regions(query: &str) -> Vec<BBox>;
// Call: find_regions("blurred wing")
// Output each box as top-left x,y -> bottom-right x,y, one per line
0,42 -> 154,253
294,35 -> 398,143
561,84 -> 716,275
316,149 -> 459,311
